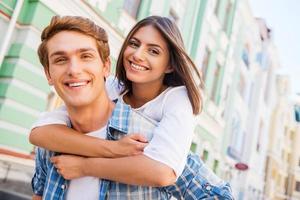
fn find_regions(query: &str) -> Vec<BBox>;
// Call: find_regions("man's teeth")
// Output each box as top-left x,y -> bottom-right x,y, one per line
131,63 -> 147,71
68,82 -> 87,87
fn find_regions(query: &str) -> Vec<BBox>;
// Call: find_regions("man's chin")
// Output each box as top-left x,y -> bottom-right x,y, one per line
64,99 -> 91,108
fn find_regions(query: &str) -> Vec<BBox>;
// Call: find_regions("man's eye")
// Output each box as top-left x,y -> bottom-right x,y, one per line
81,54 -> 93,60
54,57 -> 67,64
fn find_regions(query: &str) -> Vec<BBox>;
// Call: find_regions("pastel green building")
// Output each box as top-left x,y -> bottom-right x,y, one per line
0,1 -> 237,178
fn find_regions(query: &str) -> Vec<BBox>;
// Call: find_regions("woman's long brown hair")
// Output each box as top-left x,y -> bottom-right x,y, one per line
116,16 -> 203,115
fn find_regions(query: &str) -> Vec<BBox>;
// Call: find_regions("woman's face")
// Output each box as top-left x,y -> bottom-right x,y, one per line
123,25 -> 172,87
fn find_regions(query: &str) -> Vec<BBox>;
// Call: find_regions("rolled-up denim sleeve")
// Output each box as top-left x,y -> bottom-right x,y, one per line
165,154 -> 234,200
184,155 -> 234,199
31,147 -> 47,196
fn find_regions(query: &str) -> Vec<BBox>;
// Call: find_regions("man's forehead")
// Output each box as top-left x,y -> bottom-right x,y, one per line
47,31 -> 98,56
49,48 -> 97,58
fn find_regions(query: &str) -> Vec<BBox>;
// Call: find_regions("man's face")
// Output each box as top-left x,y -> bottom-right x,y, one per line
45,31 -> 110,108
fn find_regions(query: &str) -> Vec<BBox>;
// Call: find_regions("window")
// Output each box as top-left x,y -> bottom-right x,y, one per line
281,150 -> 285,161
238,73 -> 245,98
214,0 -> 220,17
287,153 -> 291,163
285,177 -> 289,195
295,181 -> 300,192
256,121 -> 263,152
242,49 -> 249,67
123,0 -> 141,18
295,105 -> 300,122
213,160 -> 219,173
190,143 -> 197,153
201,48 -> 211,82
227,112 -> 245,159
202,150 -> 209,162
210,64 -> 221,102
264,70 -> 271,103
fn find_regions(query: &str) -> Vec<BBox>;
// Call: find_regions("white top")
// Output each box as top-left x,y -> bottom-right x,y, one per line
66,126 -> 107,200
32,76 -> 195,178
123,86 -> 195,177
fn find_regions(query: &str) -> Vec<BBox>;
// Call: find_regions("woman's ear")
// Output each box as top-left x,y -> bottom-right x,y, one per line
165,65 -> 173,74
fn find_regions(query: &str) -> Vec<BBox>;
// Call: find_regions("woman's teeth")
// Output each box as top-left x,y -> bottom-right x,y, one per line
131,63 -> 147,71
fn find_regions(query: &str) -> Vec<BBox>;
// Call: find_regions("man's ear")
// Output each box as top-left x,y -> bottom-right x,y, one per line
44,68 -> 53,85
103,57 -> 111,78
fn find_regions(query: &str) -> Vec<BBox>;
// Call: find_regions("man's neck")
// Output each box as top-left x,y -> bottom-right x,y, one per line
66,98 -> 114,133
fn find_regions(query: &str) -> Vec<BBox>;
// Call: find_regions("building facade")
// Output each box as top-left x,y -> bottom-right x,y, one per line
220,1 -> 280,199
0,0 -> 238,165
264,75 -> 294,200
287,103 -> 300,199
1,1 -> 296,199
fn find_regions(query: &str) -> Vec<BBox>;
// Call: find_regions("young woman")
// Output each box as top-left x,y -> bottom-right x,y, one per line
31,16 -> 233,199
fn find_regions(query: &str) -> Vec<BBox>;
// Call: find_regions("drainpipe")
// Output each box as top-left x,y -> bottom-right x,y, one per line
0,0 -> 24,70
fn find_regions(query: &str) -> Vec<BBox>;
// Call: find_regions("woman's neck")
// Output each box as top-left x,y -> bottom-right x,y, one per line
125,83 -> 167,108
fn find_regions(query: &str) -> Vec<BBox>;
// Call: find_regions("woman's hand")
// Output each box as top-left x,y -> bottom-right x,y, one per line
51,155 -> 86,180
110,134 -> 148,158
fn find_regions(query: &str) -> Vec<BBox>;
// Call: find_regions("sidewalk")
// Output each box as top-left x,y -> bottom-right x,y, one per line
0,154 -> 34,199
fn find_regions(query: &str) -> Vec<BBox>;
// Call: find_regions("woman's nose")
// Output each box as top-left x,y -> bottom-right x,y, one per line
132,47 -> 145,62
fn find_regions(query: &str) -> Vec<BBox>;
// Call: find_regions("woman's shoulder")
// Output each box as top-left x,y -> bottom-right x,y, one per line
154,86 -> 194,126
160,86 -> 189,103
161,86 -> 192,111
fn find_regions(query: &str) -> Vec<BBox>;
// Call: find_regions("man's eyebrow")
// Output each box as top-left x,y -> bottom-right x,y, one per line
49,48 -> 97,58
77,48 -> 97,53
49,51 -> 66,58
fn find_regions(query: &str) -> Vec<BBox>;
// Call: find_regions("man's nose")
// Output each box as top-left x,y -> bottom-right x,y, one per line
67,58 -> 82,76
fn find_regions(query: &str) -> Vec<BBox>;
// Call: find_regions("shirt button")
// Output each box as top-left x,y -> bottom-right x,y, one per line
205,184 -> 212,191
61,184 -> 65,190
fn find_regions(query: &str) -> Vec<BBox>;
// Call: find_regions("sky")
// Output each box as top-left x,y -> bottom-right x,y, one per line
249,0 -> 300,96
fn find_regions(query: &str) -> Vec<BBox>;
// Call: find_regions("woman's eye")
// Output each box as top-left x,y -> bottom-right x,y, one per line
149,48 -> 160,55
128,39 -> 139,48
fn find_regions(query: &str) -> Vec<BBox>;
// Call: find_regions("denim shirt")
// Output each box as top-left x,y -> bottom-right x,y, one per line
32,99 -> 234,200
104,99 -> 234,200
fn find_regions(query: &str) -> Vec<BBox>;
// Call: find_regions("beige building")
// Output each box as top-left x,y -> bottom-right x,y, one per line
264,75 -> 294,200
286,102 -> 300,200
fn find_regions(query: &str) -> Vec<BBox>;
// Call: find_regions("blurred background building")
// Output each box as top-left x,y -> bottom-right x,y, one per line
0,0 -> 299,199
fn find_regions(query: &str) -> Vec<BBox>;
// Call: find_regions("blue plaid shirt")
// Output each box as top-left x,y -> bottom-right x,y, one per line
32,99 -> 234,199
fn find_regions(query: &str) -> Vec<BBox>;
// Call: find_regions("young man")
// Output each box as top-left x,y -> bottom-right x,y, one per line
32,16 -> 176,200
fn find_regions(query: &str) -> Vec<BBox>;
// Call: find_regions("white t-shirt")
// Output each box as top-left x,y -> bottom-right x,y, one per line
32,76 -> 195,178
66,126 -> 107,200
121,86 -> 195,177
